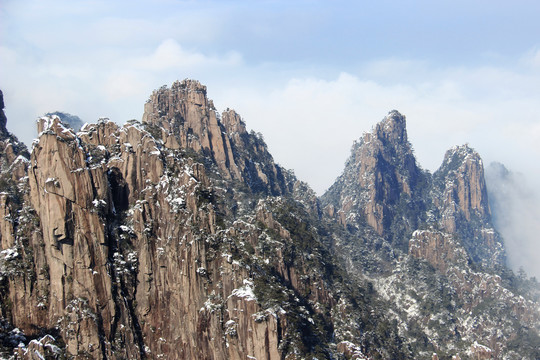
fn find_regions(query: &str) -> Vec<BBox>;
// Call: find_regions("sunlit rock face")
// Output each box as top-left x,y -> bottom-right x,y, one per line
0,83 -> 368,360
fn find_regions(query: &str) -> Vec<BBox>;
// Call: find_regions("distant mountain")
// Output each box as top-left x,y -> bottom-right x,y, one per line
44,111 -> 84,132
0,81 -> 538,359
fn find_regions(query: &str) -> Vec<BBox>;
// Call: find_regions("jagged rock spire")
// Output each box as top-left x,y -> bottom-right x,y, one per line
435,144 -> 491,222
322,110 -> 426,242
322,111 -> 503,265
142,79 -> 294,196
432,144 -> 503,264
373,110 -> 408,146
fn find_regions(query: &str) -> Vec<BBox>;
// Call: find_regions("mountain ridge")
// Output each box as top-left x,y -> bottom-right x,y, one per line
0,80 -> 538,359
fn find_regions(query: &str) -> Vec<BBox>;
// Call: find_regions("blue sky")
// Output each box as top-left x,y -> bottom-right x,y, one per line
2,0 -> 540,275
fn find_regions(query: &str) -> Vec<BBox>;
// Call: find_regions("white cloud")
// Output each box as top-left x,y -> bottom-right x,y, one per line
104,72 -> 148,101
521,47 -> 540,69
0,35 -> 245,144
210,54 -> 540,196
132,39 -> 242,71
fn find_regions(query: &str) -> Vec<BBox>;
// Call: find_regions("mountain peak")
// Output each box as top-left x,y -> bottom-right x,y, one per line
172,78 -> 207,93
142,80 -> 295,196
322,110 -> 425,239
433,143 -> 503,264
441,144 -> 481,167
374,109 -> 408,146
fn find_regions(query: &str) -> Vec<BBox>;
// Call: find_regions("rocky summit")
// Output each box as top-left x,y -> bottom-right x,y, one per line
0,80 -> 539,359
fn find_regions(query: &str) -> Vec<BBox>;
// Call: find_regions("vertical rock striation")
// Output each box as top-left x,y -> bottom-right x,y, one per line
322,110 -> 428,247
431,145 -> 503,265
142,80 -> 294,197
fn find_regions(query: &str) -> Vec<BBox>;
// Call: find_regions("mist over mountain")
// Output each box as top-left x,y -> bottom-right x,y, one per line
0,81 -> 539,359
486,162 -> 540,280
44,111 -> 84,132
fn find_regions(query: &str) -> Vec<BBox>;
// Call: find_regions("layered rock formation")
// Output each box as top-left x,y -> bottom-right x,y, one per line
0,81 -> 539,359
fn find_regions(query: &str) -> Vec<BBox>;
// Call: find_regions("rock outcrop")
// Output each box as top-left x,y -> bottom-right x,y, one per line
434,145 -> 490,223
322,111 -> 428,248
432,145 -> 503,265
408,229 -> 468,273
142,80 -> 293,197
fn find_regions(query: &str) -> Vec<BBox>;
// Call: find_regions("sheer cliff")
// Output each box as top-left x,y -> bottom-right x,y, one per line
0,82 -> 538,360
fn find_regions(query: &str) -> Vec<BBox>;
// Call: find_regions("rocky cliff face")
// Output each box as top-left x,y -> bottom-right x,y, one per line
0,82 -> 400,359
321,110 -> 539,358
322,111 -> 503,265
142,80 -> 294,197
0,89 -> 30,259
321,111 -> 428,249
431,145 -> 503,265
0,82 -> 539,360
2,113 -> 299,359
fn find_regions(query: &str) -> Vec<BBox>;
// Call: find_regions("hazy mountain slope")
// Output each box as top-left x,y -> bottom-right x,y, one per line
485,162 -> 540,280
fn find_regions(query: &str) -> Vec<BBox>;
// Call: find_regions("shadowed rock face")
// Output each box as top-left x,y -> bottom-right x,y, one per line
322,111 -> 502,264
